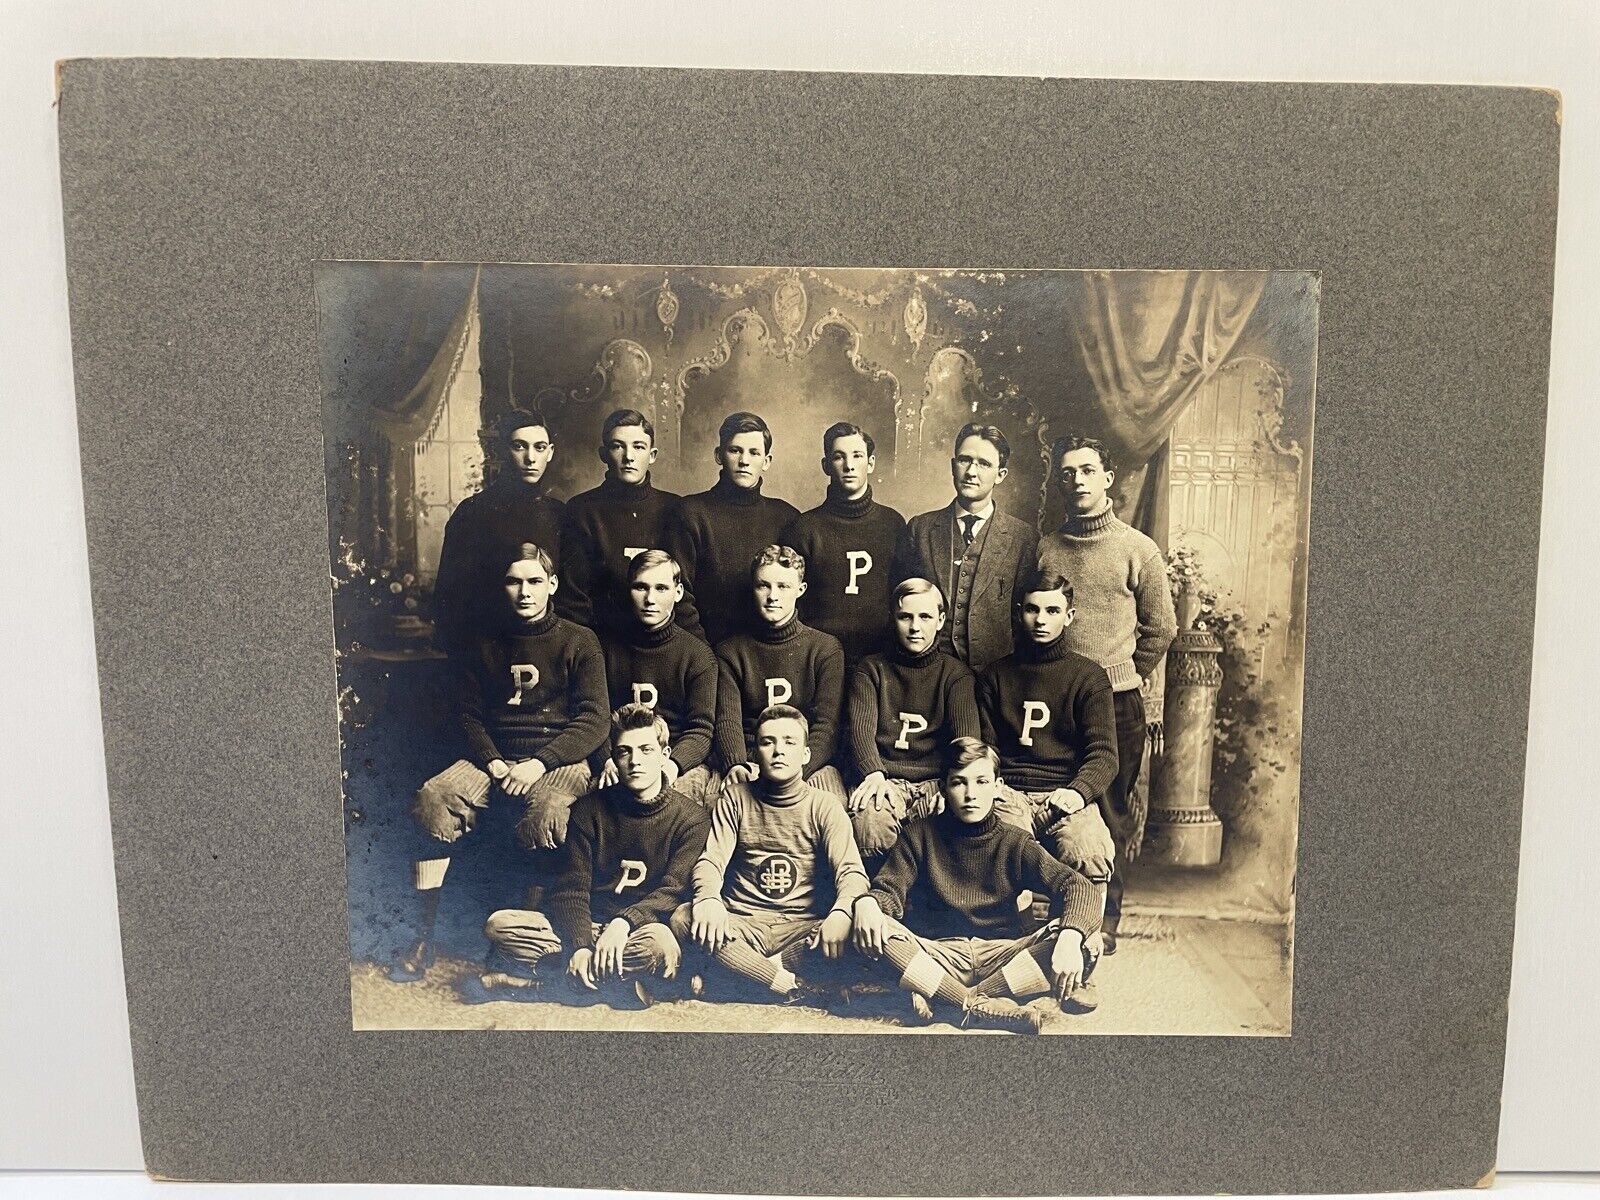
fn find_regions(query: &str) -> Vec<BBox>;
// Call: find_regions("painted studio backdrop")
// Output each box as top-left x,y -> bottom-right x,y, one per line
317,263 -> 1316,1035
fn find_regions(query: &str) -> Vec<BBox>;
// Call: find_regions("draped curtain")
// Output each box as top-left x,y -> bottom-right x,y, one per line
317,262 -> 480,573
1061,270 -> 1267,543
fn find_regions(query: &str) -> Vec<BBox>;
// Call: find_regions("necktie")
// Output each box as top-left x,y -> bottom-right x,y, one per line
960,514 -> 980,547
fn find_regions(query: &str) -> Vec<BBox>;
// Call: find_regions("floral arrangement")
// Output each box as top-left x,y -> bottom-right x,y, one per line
1166,542 -> 1222,631
330,539 -> 434,653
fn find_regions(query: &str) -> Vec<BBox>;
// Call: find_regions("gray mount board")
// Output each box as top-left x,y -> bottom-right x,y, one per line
57,60 -> 1556,1192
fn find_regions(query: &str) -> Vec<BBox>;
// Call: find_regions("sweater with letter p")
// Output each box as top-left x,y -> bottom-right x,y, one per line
781,485 -> 907,666
977,633 -> 1118,800
713,617 -> 844,773
603,618 -> 719,774
846,644 -> 980,784
454,609 -> 609,770
545,784 -> 710,952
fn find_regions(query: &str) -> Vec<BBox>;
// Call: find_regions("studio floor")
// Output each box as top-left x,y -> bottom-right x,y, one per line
351,911 -> 1292,1036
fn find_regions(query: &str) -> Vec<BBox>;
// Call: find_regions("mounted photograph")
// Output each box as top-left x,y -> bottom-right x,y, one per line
317,262 -> 1316,1036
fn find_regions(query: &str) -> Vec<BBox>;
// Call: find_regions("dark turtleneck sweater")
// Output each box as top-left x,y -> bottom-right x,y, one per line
602,616 -> 719,774
781,484 -> 908,666
866,808 -> 1101,939
846,642 -> 981,783
455,608 -> 609,770
433,474 -> 565,655
665,475 -> 800,645
557,473 -> 703,638
712,614 -> 844,773
976,632 -> 1119,798
545,782 -> 710,953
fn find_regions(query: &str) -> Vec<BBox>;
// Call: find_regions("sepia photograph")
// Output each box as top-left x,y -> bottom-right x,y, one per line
318,262 -> 1316,1036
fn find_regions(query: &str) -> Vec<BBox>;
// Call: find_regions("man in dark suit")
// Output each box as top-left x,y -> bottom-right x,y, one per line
894,423 -> 1039,673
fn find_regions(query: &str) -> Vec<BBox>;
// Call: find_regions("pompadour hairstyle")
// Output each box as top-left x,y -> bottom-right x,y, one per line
611,700 -> 671,748
954,421 -> 1011,467
893,575 -> 946,617
755,703 -> 810,736
1018,564 -> 1074,609
497,407 -> 552,445
822,420 -> 875,458
751,543 -> 807,583
944,736 -> 1001,779
602,407 -> 656,443
1052,433 -> 1115,476
626,547 -> 683,586
507,541 -> 555,576
718,410 -> 774,454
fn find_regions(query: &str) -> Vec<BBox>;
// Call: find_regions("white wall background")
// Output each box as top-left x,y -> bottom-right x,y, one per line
2,0 -> 1594,1177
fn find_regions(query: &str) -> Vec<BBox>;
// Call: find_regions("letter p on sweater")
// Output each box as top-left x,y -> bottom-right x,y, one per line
1019,700 -> 1050,746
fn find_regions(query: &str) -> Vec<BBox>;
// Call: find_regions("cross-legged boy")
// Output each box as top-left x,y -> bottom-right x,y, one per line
394,541 -> 608,980
481,703 -> 710,1002
780,421 -> 907,670
844,577 -> 980,858
851,738 -> 1102,1032
977,566 -> 1119,1009
713,545 -> 847,798
598,550 -> 722,808
672,705 -> 868,1001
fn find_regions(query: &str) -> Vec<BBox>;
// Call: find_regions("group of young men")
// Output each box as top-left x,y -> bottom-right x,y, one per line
393,403 -> 1178,1033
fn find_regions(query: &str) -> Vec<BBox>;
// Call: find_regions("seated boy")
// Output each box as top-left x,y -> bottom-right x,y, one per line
712,545 -> 847,797
977,567 -> 1119,1003
481,702 -> 710,1001
394,542 -> 608,980
852,738 -> 1103,1031
672,705 -> 868,1001
845,577 -> 981,858
597,550 -> 721,808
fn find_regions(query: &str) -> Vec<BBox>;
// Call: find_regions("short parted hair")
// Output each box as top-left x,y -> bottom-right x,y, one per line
944,736 -> 1001,780
954,422 -> 1011,468
602,407 -> 655,444
627,547 -> 684,586
755,703 -> 810,737
610,701 -> 671,748
823,421 -> 875,458
893,576 -> 947,618
718,410 -> 774,454
1018,564 -> 1074,609
1052,433 -> 1114,475
751,543 -> 807,583
506,541 -> 556,576
497,407 -> 551,445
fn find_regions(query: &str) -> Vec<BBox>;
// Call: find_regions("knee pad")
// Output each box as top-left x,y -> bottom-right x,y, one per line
516,795 -> 571,850
483,909 -> 520,942
413,787 -> 464,842
851,807 -> 901,858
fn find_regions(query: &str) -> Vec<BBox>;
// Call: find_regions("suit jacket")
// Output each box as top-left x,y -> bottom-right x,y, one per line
894,501 -> 1039,673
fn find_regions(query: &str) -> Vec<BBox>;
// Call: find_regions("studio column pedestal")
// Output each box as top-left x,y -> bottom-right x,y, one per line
1144,625 -> 1224,866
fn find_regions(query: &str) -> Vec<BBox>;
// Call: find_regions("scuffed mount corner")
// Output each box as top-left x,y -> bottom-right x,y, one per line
1536,86 -> 1563,126
1475,1166 -> 1498,1190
